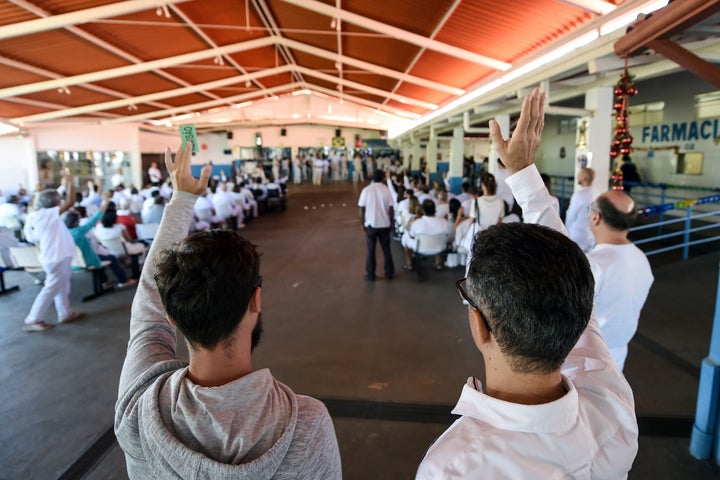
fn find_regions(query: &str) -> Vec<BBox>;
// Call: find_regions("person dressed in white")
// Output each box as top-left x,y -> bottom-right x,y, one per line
401,200 -> 452,271
212,182 -> 244,228
194,192 -> 224,228
292,155 -> 303,184
358,170 -> 395,281
417,89 -> 638,479
455,175 -> 506,269
493,158 -> 514,214
312,156 -> 324,186
352,153 -> 364,183
22,175 -> 85,331
110,168 -> 125,188
565,167 -> 601,252
588,191 -> 654,371
148,162 -> 162,186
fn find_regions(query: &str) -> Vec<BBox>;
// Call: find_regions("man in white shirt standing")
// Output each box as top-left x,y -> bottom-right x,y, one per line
565,167 -> 600,252
588,190 -> 654,371
22,175 -> 85,331
148,162 -> 162,186
358,170 -> 395,281
417,89 -> 638,479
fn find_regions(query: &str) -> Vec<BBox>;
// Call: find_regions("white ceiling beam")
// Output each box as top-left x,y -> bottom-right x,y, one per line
8,0 -> 219,101
0,37 -> 275,98
102,83 -> 302,124
0,0 -> 190,40
382,0 -> 462,108
556,0 -> 616,15
282,0 -> 511,71
304,83 -> 420,119
0,55 -> 173,110
0,36 -> 461,100
169,4 -> 269,95
295,66 -> 438,110
281,38 -> 464,96
12,65 -> 294,124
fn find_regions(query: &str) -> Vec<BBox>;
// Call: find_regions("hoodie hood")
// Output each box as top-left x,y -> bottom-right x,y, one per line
136,368 -> 298,480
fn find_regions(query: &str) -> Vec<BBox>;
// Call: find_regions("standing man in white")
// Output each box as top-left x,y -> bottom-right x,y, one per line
565,167 -> 600,252
358,170 -> 395,281
588,190 -> 654,371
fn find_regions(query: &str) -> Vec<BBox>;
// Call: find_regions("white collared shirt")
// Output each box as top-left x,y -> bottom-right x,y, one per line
565,185 -> 601,252
23,206 -> 75,265
358,182 -> 394,228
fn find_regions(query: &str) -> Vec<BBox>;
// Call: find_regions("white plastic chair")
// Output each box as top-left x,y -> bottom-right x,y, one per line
136,223 -> 159,242
415,233 -> 449,256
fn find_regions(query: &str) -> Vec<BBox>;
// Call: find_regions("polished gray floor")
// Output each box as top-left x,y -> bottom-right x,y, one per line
1,181 -> 719,479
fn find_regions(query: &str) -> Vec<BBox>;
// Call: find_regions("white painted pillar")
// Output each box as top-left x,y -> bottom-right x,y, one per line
410,142 -> 423,172
449,126 -> 464,193
130,126 -> 142,190
426,128 -> 437,181
402,144 -> 411,169
488,114 -> 509,175
579,87 -> 613,193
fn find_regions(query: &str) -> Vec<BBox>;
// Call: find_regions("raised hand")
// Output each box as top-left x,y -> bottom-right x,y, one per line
489,87 -> 546,174
164,142 -> 211,196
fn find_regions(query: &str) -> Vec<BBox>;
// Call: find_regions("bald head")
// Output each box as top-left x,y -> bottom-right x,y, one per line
594,191 -> 637,231
578,167 -> 595,186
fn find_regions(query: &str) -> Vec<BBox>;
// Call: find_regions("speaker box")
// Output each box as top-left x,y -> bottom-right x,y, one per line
335,128 -> 341,137
280,128 -> 287,136
227,131 -> 233,139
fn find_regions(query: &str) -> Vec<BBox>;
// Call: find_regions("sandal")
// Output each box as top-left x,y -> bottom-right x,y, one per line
402,264 -> 415,271
23,321 -> 53,332
434,264 -> 443,271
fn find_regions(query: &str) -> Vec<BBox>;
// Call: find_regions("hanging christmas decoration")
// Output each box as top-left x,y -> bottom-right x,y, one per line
609,61 -> 638,190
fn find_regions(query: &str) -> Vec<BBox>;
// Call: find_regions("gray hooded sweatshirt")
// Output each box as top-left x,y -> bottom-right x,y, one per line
115,190 -> 341,479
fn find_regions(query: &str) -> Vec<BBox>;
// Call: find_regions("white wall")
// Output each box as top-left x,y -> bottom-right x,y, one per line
536,115 -> 577,176
139,129 -> 177,153
0,135 -> 36,196
537,71 -> 720,189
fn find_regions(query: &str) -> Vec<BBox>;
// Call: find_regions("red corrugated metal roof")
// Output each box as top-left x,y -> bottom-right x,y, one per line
0,0 -> 660,130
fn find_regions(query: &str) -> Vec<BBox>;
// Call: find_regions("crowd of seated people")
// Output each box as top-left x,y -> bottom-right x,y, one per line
0,169 -> 286,284
384,164 -> 554,271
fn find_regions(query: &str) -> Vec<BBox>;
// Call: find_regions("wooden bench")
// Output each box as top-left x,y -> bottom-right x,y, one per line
9,246 -> 114,302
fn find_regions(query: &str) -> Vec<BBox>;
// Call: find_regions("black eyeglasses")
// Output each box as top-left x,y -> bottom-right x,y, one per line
456,277 -> 492,333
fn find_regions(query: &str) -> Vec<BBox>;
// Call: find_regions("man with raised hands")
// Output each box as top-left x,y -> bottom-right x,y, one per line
416,89 -> 638,479
115,143 -> 341,479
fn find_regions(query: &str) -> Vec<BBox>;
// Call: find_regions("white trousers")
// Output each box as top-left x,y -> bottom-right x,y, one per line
25,256 -> 73,324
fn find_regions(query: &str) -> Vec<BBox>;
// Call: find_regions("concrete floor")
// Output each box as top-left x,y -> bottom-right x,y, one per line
1,180 -> 719,479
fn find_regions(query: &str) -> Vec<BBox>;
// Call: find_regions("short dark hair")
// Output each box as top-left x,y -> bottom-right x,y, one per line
154,231 -> 261,350
101,210 -> 117,228
64,211 -> 80,229
595,196 -> 637,231
449,198 -> 461,217
421,199 -> 436,216
467,223 -> 594,374
373,170 -> 385,183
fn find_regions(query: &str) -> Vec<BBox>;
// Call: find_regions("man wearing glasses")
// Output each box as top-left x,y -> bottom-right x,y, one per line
115,144 -> 341,479
417,89 -> 638,479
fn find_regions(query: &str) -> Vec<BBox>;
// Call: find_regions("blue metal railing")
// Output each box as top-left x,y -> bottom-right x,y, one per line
631,208 -> 720,260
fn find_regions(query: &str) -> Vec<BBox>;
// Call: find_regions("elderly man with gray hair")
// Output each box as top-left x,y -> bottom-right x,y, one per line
22,175 -> 84,331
